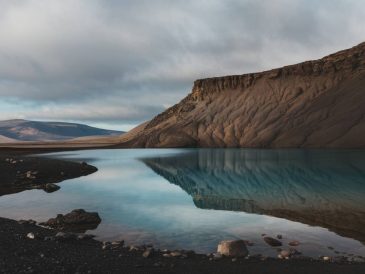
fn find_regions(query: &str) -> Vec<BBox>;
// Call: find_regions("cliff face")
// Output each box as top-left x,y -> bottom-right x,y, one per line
119,42 -> 365,148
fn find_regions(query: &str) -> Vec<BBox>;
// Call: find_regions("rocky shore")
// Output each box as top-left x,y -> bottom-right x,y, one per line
0,154 -> 97,196
0,153 -> 364,273
1,217 -> 365,274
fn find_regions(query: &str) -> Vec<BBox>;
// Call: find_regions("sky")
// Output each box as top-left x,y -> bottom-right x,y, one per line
0,0 -> 365,131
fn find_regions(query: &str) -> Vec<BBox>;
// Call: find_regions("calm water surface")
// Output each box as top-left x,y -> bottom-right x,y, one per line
1,149 -> 365,258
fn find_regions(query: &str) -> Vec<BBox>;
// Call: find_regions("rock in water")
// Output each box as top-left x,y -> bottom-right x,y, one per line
43,183 -> 60,193
263,237 -> 282,247
40,209 -> 101,233
289,240 -> 300,246
217,240 -> 248,257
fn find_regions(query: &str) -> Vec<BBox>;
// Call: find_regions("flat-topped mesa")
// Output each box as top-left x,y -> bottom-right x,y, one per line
121,41 -> 365,148
192,41 -> 365,98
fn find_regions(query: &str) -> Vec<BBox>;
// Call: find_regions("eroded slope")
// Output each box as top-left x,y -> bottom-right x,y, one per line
119,42 -> 365,148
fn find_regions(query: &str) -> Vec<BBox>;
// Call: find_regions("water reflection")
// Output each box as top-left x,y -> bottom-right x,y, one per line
141,149 -> 365,243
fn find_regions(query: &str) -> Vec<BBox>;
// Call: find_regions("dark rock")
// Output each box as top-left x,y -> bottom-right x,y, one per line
289,240 -> 300,246
43,183 -> 60,193
40,209 -> 101,233
263,237 -> 282,247
217,240 -> 248,257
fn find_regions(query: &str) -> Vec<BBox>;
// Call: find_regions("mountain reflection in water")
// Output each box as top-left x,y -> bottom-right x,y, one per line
141,149 -> 365,244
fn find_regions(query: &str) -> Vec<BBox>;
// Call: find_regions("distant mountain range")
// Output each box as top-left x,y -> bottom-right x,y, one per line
118,41 -> 365,148
0,119 -> 123,142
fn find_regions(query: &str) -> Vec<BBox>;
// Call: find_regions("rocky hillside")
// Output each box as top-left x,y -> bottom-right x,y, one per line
0,120 -> 123,142
118,42 -> 365,148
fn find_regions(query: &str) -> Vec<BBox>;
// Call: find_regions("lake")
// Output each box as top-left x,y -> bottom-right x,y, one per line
1,149 -> 365,258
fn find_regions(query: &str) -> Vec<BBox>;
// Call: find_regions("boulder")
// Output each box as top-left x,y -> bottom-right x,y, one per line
40,209 -> 101,233
217,240 -> 248,257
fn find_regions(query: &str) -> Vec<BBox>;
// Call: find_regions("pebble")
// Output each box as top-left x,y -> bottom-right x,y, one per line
111,240 -> 124,246
129,245 -> 139,251
170,251 -> 182,257
279,250 -> 291,259
142,249 -> 153,258
289,240 -> 300,246
26,232 -> 35,240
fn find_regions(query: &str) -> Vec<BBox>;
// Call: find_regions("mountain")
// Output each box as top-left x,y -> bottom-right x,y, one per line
140,149 -> 365,243
0,119 -> 123,142
118,42 -> 365,148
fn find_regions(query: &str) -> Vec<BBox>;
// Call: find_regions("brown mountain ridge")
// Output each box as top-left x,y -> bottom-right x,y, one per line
118,42 -> 365,148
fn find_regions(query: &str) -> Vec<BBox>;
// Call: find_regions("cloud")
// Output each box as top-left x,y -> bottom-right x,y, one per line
0,0 -> 365,128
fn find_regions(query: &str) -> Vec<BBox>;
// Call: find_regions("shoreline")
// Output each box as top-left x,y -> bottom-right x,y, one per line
1,217 -> 364,274
0,152 -> 365,273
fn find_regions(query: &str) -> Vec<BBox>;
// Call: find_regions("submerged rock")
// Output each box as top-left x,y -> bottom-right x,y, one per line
40,209 -> 101,233
263,237 -> 282,247
217,240 -> 248,257
289,240 -> 300,246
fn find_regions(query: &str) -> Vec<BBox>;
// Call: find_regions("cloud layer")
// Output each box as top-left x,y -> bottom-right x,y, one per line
1,0 -> 365,129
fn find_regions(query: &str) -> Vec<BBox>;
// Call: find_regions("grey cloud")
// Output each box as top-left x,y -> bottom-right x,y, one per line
0,0 -> 365,126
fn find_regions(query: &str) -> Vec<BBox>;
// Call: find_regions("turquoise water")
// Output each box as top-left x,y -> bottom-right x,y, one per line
1,149 -> 365,258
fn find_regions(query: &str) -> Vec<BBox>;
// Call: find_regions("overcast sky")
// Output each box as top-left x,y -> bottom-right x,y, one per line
0,0 -> 365,131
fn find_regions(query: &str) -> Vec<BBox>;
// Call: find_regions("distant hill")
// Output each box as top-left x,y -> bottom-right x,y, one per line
0,119 -> 123,142
118,42 -> 365,148
0,135 -> 17,143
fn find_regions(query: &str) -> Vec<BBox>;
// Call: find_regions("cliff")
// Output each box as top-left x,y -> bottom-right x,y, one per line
118,42 -> 365,148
